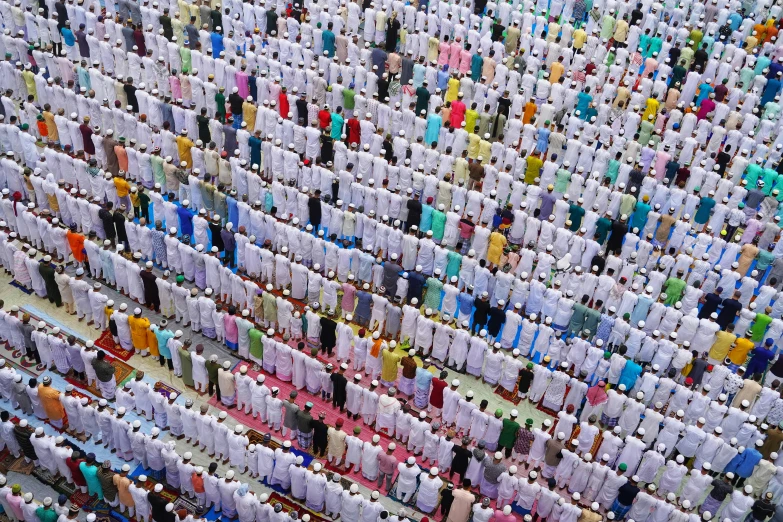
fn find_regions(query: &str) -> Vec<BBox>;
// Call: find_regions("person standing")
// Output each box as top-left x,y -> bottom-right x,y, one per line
447,480 -> 476,522
498,410 -> 520,458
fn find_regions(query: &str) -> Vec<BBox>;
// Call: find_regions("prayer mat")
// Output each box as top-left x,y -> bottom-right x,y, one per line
535,393 -> 567,417
0,448 -> 12,474
93,329 -> 134,361
386,475 -> 417,506
68,490 -> 94,508
266,492 -> 331,522
153,381 -> 183,399
129,463 -> 166,482
0,344 -> 46,377
52,476 -> 78,497
7,455 -> 35,474
65,357 -> 134,397
494,384 -> 522,405
88,501 -> 115,517
321,460 -> 381,491
8,281 -> 33,294
172,494 -> 201,515
32,465 -> 59,486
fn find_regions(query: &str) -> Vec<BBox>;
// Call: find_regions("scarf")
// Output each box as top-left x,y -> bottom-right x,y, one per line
370,338 -> 383,358
585,382 -> 608,406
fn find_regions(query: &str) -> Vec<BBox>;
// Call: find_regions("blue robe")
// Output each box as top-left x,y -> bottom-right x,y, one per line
425,114 -> 442,145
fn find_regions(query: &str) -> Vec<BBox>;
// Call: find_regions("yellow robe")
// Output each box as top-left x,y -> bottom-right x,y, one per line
446,78 -> 460,103
146,327 -> 160,357
487,232 -> 507,265
128,316 -> 151,350
176,136 -> 194,167
381,349 -> 402,383
709,331 -> 736,362
642,97 -> 659,122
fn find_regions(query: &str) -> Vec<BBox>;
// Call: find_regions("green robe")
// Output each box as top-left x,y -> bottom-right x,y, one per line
446,251 -> 462,280
431,210 -> 446,240
568,303 -> 588,335
423,277 -> 444,311
179,347 -> 194,387
751,313 -> 772,343
498,418 -> 520,448
249,328 -> 263,361
568,204 -> 585,230
595,217 -> 612,244
36,507 -> 58,522
216,92 -> 226,122
663,277 -> 686,305
583,309 -> 601,339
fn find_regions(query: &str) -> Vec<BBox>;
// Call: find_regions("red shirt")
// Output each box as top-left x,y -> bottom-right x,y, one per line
66,458 -> 86,486
347,118 -> 361,144
318,110 -> 331,129
279,92 -> 290,119
429,378 -> 448,408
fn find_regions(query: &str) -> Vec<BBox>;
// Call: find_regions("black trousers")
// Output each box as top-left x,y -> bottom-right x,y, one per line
25,346 -> 40,364
159,356 -> 173,369
224,250 -> 235,268
209,380 -> 222,400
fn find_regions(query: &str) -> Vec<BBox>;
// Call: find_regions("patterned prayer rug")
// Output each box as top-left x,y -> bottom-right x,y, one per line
535,389 -> 569,417
494,385 -> 522,405
32,466 -> 59,486
68,490 -> 94,508
172,494 -> 201,515
153,381 -> 183,399
0,343 -> 46,377
7,455 -> 35,474
65,357 -> 134,397
93,329 -> 134,361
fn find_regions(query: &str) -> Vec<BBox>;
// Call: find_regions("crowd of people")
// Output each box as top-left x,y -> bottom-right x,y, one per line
0,0 -> 783,520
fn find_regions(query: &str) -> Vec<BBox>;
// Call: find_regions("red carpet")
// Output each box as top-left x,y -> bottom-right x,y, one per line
65,355 -> 134,398
93,329 -> 134,360
494,384 -> 522,405
207,363 -> 452,489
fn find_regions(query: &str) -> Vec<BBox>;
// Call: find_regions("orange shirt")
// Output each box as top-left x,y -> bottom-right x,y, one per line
146,327 -> 159,356
192,472 -> 205,493
754,24 -> 767,41
523,101 -> 537,124
66,230 -> 85,262
114,146 -> 129,172
38,384 -> 65,421
765,25 -> 779,43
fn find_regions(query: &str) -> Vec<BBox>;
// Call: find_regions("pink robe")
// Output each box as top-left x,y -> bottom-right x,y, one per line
224,313 -> 239,345
236,71 -> 249,99
169,76 -> 182,101
696,98 -> 716,120
438,42 -> 451,66
451,100 -> 466,128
